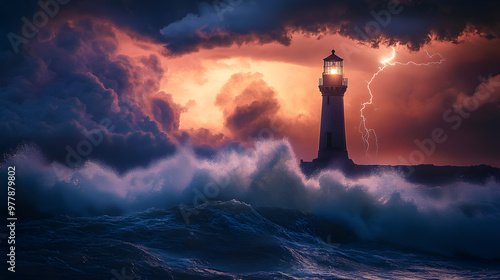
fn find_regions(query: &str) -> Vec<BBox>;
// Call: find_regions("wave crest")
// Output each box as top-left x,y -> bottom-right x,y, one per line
2,141 -> 500,258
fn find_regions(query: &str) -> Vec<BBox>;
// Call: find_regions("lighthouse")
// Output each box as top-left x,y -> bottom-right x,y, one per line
300,48 -> 353,173
317,48 -> 350,163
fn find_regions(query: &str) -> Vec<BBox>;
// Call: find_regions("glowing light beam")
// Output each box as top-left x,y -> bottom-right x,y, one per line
359,47 -> 446,156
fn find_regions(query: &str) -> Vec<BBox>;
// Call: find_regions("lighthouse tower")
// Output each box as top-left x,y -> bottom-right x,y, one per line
317,49 -> 349,163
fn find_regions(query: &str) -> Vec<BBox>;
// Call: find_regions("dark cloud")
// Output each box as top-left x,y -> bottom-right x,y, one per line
150,94 -> 184,133
0,19 -> 181,172
226,100 -> 279,137
159,0 -> 500,53
176,128 -> 229,148
0,0 -> 196,53
215,73 -> 281,141
2,0 -> 499,55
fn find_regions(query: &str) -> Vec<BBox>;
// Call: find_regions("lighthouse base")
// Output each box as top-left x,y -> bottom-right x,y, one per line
300,149 -> 355,176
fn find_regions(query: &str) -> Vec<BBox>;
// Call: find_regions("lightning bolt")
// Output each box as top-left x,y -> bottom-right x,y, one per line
359,47 -> 446,155
466,35 -> 482,46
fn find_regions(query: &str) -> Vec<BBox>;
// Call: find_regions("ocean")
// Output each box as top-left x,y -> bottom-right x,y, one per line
1,141 -> 500,279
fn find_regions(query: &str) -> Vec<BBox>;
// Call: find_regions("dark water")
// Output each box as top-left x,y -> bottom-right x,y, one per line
2,142 -> 500,279
5,201 -> 499,280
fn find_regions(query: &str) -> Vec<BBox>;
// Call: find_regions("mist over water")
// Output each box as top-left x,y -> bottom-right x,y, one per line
3,139 -> 499,262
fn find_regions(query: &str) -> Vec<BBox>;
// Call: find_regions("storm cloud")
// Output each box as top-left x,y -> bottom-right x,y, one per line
215,72 -> 281,140
2,0 -> 499,55
160,0 -> 500,53
0,19 -> 181,171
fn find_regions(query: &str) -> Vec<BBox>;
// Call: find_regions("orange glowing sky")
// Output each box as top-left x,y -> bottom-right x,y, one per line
114,27 -> 500,168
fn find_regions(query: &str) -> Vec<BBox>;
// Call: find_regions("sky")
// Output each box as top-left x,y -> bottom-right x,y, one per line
0,0 -> 499,171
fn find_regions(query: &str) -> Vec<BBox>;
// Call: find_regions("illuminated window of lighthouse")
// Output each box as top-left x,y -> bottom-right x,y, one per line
324,61 -> 343,75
